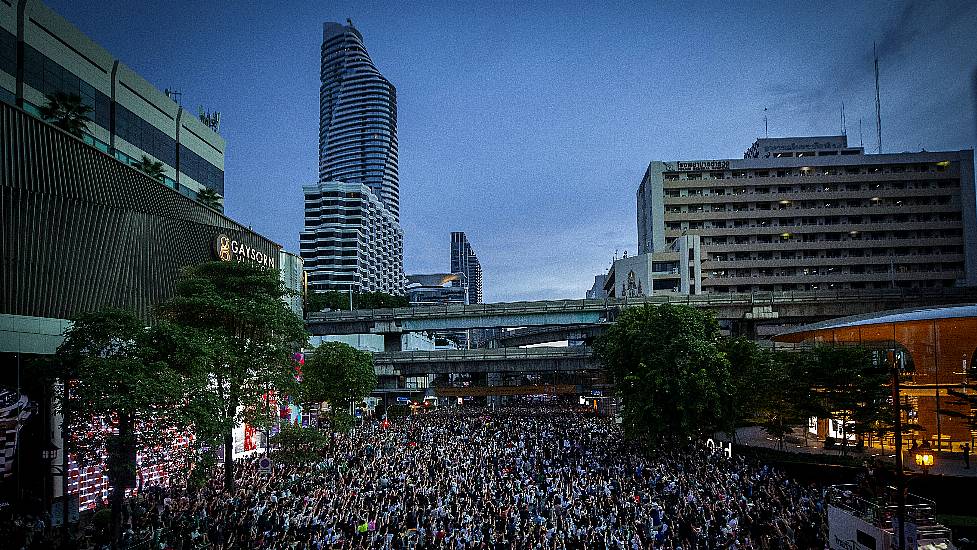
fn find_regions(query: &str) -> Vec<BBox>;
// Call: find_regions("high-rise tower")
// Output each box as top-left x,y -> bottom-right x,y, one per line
450,232 -> 483,304
319,22 -> 400,219
303,22 -> 405,296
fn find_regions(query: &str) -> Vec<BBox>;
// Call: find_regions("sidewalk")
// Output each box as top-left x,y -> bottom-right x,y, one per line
735,426 -> 977,478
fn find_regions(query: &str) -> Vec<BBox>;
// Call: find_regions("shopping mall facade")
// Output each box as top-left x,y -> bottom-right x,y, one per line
0,100 -> 283,510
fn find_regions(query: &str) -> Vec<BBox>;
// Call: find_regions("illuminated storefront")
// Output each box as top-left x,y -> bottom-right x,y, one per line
775,304 -> 977,451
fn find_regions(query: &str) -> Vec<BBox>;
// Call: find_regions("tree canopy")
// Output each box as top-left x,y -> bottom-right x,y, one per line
804,344 -> 890,452
57,309 -> 194,546
305,290 -> 408,314
300,341 -> 376,429
722,338 -> 812,447
131,155 -> 165,183
196,187 -> 223,211
594,304 -> 733,444
40,92 -> 92,137
157,260 -> 308,490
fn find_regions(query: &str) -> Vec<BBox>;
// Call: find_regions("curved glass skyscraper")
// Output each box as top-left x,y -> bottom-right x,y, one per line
319,22 -> 400,220
302,22 -> 405,296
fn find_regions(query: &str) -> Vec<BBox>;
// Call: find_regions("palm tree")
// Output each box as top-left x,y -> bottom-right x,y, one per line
39,92 -> 92,138
131,155 -> 165,182
196,188 -> 223,211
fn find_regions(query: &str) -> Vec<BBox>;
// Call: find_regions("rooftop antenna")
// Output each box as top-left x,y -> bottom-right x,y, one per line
346,18 -> 353,26
858,118 -> 864,148
841,102 -> 847,136
874,42 -> 882,153
763,107 -> 768,138
164,88 -> 182,106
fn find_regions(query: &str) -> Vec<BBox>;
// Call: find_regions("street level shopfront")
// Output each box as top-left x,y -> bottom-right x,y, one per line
775,305 -> 977,452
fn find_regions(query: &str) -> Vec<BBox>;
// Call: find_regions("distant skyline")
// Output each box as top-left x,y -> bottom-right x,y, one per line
46,0 -> 977,302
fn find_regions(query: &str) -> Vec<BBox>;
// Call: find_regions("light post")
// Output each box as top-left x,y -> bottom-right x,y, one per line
41,440 -> 68,546
890,353 -> 908,550
912,440 -> 935,474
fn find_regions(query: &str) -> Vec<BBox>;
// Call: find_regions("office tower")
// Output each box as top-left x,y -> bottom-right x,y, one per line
279,250 -> 305,317
0,0 -> 225,205
637,136 -> 976,293
304,22 -> 405,294
450,232 -> 483,304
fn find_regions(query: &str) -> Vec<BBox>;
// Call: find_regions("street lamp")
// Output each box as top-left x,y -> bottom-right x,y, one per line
912,440 -> 935,474
42,439 -> 69,545
41,440 -> 59,462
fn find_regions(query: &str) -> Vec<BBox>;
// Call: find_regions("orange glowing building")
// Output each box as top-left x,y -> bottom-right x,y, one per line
774,305 -> 977,451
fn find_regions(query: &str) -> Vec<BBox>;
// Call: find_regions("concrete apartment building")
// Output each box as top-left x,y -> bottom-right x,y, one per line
0,0 -> 225,203
603,235 -> 702,298
637,136 -> 977,293
302,180 -> 405,294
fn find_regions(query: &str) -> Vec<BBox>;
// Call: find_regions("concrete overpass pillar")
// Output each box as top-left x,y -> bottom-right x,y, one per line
486,372 -> 501,408
384,333 -> 402,352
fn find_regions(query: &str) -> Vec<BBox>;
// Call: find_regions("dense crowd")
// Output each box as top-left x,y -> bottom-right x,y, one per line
7,407 -> 828,549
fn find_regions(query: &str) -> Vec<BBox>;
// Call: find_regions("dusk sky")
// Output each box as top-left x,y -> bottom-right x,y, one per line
48,0 -> 977,302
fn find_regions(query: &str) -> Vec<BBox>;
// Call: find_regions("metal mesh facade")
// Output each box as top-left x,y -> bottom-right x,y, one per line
0,102 -> 280,321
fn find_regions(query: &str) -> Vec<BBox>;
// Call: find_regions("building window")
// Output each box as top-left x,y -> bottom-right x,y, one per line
0,28 -> 15,79
179,144 -> 224,194
22,44 -> 112,132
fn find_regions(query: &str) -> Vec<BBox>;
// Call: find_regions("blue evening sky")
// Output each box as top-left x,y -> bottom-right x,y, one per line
48,0 -> 977,302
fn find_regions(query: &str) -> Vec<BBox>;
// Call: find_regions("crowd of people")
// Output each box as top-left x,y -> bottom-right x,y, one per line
7,406 -> 828,549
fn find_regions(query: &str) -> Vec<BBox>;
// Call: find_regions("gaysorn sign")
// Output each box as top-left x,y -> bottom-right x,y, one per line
675,160 -> 730,171
213,234 -> 275,268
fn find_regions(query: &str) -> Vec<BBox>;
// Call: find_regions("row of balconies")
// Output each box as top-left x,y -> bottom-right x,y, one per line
686,236 -> 963,253
665,221 -> 960,237
701,254 -> 964,269
701,271 -> 963,284
662,187 -> 957,204
660,165 -> 955,185
664,203 -> 960,222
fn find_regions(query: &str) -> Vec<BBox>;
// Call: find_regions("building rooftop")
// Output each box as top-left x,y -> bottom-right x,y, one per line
776,303 -> 977,337
407,273 -> 467,288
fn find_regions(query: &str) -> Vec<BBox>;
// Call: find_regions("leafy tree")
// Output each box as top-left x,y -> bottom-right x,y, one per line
594,304 -> 733,445
270,424 -> 330,465
300,341 -> 376,430
356,291 -> 408,309
158,261 -> 308,491
805,345 -> 888,455
131,155 -> 165,182
722,337 -> 769,431
39,92 -> 92,137
57,309 -> 190,549
196,187 -> 223,211
305,290 -> 408,315
754,352 -> 812,449
722,338 -> 815,447
305,290 -> 351,314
